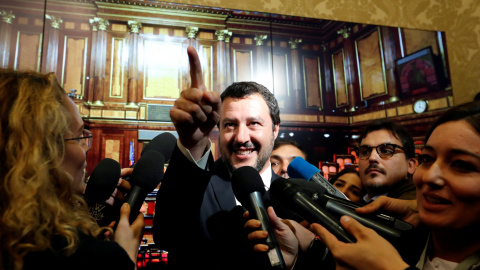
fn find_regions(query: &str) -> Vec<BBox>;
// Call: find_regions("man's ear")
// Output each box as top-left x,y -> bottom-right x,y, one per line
273,124 -> 279,140
407,158 -> 417,175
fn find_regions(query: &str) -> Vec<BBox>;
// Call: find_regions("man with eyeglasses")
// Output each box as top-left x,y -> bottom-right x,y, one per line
357,119 -> 417,202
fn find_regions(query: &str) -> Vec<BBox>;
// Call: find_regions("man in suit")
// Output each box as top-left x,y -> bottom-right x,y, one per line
152,46 -> 282,270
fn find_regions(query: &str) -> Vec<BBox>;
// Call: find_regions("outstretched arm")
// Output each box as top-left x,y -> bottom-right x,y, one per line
169,46 -> 221,160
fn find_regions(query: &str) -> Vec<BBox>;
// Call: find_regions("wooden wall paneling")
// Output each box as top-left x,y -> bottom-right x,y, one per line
332,48 -> 348,108
141,35 -> 185,101
198,40 -> 216,94
302,53 -> 323,109
61,33 -> 88,97
403,28 -> 439,56
231,43 -> 255,82
86,128 -> 103,175
14,29 -> 42,71
102,134 -> 123,164
355,27 -> 387,101
103,31 -> 127,103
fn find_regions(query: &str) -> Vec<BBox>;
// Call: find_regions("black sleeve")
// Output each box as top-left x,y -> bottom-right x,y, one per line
152,145 -> 214,266
23,233 -> 134,270
293,238 -> 335,270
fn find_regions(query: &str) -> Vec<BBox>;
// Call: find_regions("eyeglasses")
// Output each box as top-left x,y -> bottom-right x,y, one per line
64,129 -> 92,149
357,143 -> 405,160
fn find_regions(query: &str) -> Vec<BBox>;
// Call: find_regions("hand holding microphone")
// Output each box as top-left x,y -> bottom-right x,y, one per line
270,178 -> 356,243
231,166 -> 287,269
244,206 -> 299,269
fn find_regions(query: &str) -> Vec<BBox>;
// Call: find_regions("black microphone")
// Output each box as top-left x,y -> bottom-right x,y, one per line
141,132 -> 177,161
231,166 -> 287,269
83,158 -> 121,226
287,178 -> 414,233
124,150 -> 165,225
270,177 -> 356,243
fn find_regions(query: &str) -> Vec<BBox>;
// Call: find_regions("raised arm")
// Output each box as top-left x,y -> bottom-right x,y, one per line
169,46 -> 221,160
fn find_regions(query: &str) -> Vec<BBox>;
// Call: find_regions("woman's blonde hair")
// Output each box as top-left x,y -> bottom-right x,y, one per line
0,69 -> 101,269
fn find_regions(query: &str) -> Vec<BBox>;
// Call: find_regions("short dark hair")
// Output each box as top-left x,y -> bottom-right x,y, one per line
359,119 -> 415,160
426,101 -> 480,142
220,82 -> 280,128
273,138 -> 307,159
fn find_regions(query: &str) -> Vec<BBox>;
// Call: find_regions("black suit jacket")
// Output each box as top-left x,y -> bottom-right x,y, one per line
153,145 -> 281,270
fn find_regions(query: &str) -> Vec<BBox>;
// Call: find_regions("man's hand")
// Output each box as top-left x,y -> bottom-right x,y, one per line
311,216 -> 409,270
355,196 -> 420,227
244,207 -> 299,269
169,46 -> 221,160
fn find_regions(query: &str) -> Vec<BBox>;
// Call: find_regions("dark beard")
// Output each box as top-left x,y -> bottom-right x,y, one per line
220,136 -> 275,175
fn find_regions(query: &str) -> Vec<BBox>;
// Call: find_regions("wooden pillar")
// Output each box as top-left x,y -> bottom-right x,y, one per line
321,41 -> 336,111
215,29 -> 229,93
186,27 -> 199,50
45,14 -> 63,74
225,32 -> 232,87
126,21 -> 142,108
87,19 -> 97,104
185,27 -> 199,89
289,38 -> 303,110
254,34 -> 268,88
89,17 -> 109,106
337,25 -> 357,112
0,11 -> 15,68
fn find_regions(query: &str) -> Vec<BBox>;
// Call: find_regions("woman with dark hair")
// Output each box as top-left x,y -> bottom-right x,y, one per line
312,101 -> 480,270
329,168 -> 364,203
0,69 -> 144,270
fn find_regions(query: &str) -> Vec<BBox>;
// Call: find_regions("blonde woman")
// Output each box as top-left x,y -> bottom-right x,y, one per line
0,70 -> 143,270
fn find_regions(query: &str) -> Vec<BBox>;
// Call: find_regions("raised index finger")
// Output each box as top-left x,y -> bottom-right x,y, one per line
187,46 -> 205,91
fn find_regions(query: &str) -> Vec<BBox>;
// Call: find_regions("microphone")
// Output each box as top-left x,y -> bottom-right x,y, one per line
231,166 -> 287,269
287,178 -> 414,234
124,150 -> 165,224
270,177 -> 356,243
141,132 -> 177,161
287,157 -> 348,200
83,158 -> 121,226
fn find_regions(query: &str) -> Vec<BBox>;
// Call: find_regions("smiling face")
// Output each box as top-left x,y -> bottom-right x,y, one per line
219,94 -> 279,174
414,120 -> 480,231
62,96 -> 89,195
358,129 -> 416,197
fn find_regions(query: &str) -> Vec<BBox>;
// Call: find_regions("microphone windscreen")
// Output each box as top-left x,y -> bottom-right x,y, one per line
130,150 -> 165,190
84,158 -> 121,202
141,132 -> 177,161
287,157 -> 319,181
231,166 -> 265,205
270,177 -> 301,202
